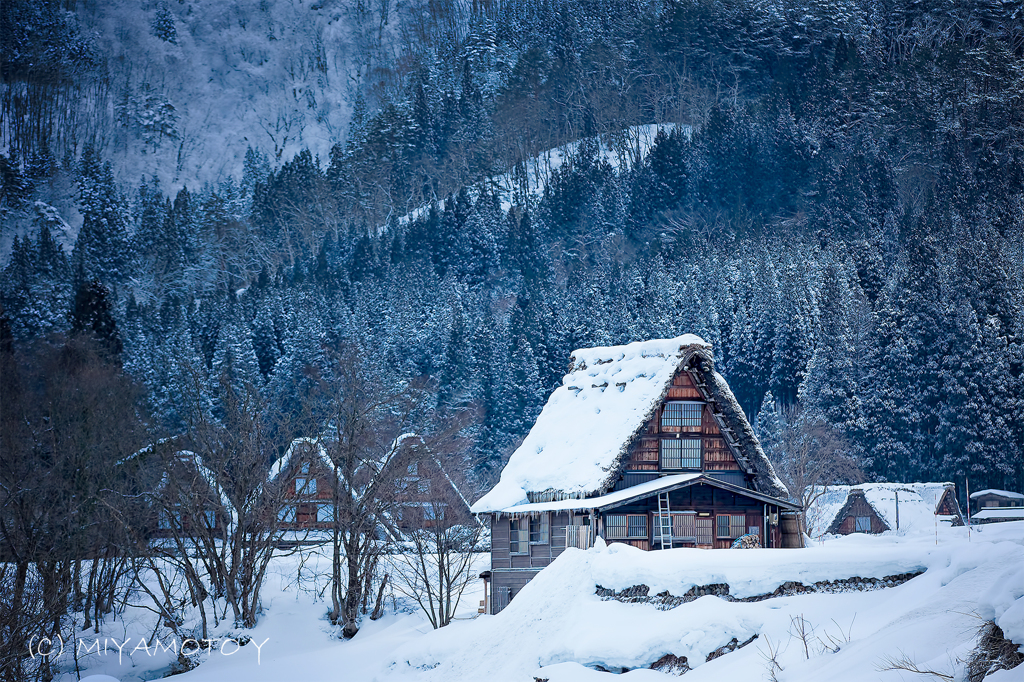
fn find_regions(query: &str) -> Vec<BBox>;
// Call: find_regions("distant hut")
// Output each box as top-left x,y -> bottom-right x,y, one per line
806,483 -> 961,536
969,489 -> 1024,523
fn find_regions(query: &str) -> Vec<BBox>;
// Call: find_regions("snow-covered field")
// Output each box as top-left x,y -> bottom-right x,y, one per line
60,522 -> 1023,682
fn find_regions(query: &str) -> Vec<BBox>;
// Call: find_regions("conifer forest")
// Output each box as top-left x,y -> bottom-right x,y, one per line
2,0 -> 1023,498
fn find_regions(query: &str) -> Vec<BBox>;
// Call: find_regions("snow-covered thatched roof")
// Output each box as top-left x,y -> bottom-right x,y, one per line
805,483 -> 959,537
268,437 -> 337,483
472,334 -> 787,513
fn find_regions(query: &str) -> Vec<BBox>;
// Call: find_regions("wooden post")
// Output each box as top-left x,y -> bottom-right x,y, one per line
966,477 -> 971,542
895,491 -> 899,531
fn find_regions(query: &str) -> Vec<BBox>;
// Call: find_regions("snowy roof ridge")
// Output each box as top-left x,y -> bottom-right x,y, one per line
472,334 -> 788,513
268,436 -> 336,482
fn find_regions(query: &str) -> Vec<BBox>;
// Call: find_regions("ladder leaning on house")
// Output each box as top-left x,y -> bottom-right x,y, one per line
658,492 -> 674,549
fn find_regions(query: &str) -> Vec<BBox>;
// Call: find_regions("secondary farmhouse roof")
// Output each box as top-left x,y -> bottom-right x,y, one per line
970,489 -> 1024,501
472,334 -> 787,513
806,483 -> 960,536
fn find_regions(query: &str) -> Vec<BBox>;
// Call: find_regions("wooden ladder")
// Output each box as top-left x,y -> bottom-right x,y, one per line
657,492 -> 673,550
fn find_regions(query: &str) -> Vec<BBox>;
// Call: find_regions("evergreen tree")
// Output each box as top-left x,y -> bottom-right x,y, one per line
73,145 -> 129,287
69,279 -> 123,359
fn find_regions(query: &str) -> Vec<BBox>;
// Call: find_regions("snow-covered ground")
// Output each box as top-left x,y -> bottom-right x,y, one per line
57,522 -> 1023,682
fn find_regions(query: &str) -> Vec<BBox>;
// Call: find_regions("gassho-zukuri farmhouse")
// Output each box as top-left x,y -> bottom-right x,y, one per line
471,334 -> 802,613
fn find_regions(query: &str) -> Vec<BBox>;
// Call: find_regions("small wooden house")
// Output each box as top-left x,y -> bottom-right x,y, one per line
805,482 -> 961,536
384,435 -> 475,534
969,488 -> 1024,523
150,450 -> 229,539
969,489 -> 1024,513
269,438 -> 337,531
471,335 -> 801,614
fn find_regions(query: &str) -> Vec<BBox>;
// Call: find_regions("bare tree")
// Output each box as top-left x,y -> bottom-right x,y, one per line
761,402 -> 862,535
0,336 -> 149,681
137,367 -> 291,641
313,345 -> 429,638
390,467 -> 482,629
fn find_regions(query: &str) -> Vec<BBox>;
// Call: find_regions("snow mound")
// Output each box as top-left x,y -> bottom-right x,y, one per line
381,524 -> 1024,682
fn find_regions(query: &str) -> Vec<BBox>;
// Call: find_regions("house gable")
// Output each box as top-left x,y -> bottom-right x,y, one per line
615,368 -> 749,490
827,489 -> 890,534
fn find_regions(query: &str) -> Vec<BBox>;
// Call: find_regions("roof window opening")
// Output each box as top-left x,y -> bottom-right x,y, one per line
660,438 -> 701,469
661,402 -> 702,429
855,516 -> 871,532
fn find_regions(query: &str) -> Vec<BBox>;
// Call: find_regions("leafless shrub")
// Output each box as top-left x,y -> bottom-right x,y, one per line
758,634 -> 785,682
877,651 -> 955,681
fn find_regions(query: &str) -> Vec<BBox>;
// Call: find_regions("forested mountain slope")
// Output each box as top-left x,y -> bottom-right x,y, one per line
2,0 -> 1022,492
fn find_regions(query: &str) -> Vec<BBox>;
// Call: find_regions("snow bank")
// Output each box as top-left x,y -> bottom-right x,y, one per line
472,335 -> 709,512
382,525 -> 1024,682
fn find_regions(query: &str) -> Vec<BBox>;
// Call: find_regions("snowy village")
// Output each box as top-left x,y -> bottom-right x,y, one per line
2,1 -> 1024,682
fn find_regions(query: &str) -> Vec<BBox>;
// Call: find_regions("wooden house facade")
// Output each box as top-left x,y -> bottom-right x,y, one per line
270,436 -> 473,536
149,451 -> 228,540
471,336 -> 801,614
969,488 -> 1024,523
271,439 -> 337,531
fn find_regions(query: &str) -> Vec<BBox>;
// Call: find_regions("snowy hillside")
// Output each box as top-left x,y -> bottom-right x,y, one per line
70,0 -> 355,188
57,522 -> 1024,682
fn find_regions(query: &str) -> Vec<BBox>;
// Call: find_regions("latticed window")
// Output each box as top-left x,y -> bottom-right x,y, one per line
661,402 -> 703,429
529,514 -> 549,543
696,517 -> 713,545
295,477 -> 316,495
606,514 -> 648,539
509,519 -> 529,554
660,438 -> 701,469
716,514 -> 747,539
855,516 -> 871,532
317,504 -> 334,522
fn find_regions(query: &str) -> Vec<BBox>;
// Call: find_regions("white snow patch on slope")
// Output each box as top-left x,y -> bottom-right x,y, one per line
472,335 -> 709,512
397,123 -> 683,228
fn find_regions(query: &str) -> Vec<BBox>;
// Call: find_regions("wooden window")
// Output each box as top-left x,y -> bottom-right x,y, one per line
300,461 -> 310,475
855,516 -> 871,532
407,462 -> 418,476
509,519 -> 529,554
661,401 -> 703,429
278,506 -> 296,523
660,438 -> 701,469
606,514 -> 648,539
317,504 -> 334,522
295,477 -> 316,495
716,514 -> 746,539
203,510 -> 217,528
494,586 -> 511,612
529,514 -> 549,543
418,479 -> 430,495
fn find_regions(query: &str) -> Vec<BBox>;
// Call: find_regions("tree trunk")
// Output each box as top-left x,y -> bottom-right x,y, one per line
370,573 -> 389,621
